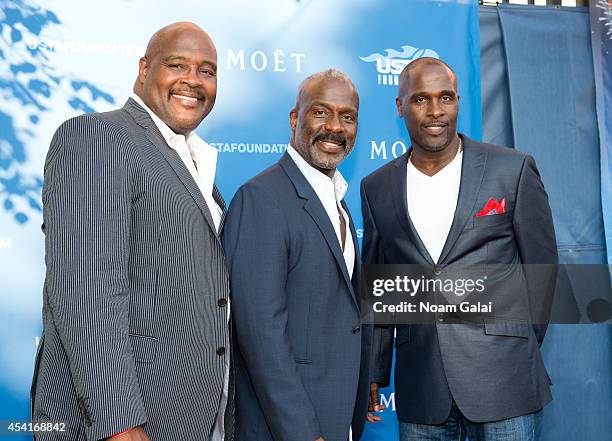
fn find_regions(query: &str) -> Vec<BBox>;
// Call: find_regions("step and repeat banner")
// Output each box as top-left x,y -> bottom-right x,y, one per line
0,0 -> 481,439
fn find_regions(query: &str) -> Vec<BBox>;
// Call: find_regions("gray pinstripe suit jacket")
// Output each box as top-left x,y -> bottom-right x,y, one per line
31,98 -> 233,441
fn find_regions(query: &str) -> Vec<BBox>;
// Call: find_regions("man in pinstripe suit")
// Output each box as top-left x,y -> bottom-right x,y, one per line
31,22 -> 232,441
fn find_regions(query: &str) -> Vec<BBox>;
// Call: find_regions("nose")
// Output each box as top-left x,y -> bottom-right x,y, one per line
324,113 -> 344,133
181,66 -> 201,87
427,100 -> 444,119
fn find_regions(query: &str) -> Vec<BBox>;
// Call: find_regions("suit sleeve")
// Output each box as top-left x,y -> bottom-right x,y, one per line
512,155 -> 558,345
222,184 -> 321,441
43,117 -> 146,440
360,180 -> 394,387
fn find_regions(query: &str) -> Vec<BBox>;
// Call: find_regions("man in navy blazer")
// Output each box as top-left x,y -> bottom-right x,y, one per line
362,58 -> 557,440
223,69 -> 372,441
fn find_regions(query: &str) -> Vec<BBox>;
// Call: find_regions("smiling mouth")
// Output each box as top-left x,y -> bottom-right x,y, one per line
315,139 -> 345,153
423,123 -> 447,135
170,93 -> 203,107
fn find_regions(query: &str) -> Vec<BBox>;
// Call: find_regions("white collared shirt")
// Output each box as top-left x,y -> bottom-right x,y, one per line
287,145 -> 355,278
132,94 -> 223,231
132,94 -> 228,440
406,148 -> 463,263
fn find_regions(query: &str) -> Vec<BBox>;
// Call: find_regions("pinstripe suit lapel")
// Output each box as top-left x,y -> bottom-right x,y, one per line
123,98 -> 222,242
213,184 -> 227,234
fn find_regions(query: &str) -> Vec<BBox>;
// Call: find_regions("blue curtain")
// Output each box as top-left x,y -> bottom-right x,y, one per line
590,0 -> 612,267
481,5 -> 612,441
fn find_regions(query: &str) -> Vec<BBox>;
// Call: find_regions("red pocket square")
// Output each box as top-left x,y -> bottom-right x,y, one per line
475,197 -> 506,217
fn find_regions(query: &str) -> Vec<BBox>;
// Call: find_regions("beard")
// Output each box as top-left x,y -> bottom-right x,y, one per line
296,131 -> 353,171
411,128 -> 454,153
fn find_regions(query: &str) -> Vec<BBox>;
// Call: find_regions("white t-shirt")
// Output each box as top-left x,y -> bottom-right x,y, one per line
406,149 -> 463,263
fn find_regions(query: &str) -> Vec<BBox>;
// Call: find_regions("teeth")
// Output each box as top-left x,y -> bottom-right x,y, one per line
173,94 -> 198,102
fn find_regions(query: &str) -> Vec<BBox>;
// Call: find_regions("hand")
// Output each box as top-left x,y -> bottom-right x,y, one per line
366,382 -> 385,423
108,427 -> 151,441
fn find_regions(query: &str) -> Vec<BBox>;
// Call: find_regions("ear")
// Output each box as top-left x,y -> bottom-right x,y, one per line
290,108 -> 298,131
396,97 -> 403,117
137,57 -> 149,85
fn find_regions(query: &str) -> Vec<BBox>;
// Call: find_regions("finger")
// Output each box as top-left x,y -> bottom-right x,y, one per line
367,412 -> 383,423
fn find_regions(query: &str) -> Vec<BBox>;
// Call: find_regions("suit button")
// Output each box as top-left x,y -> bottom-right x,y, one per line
438,314 -> 445,323
216,347 -> 226,356
218,298 -> 227,307
352,326 -> 361,334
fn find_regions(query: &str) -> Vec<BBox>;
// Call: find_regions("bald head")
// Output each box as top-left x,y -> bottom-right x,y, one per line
398,57 -> 457,99
143,22 -> 213,61
134,22 -> 218,135
294,69 -> 359,112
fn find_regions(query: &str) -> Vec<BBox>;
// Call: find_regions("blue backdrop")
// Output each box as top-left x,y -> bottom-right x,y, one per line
0,1 -> 481,440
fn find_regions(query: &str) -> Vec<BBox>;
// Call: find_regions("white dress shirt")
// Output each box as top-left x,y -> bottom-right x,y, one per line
132,94 -> 229,440
287,145 -> 355,278
132,94 -> 223,230
406,148 -> 463,263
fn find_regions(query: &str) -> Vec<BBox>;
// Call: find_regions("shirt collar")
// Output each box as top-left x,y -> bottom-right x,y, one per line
286,145 -> 348,203
131,93 -> 215,157
132,93 -> 183,144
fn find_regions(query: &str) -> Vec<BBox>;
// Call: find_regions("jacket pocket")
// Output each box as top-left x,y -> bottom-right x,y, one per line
484,321 -> 530,339
129,333 -> 158,363
473,211 -> 513,228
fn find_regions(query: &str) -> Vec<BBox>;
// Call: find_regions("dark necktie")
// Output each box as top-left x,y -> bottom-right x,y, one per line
338,205 -> 346,252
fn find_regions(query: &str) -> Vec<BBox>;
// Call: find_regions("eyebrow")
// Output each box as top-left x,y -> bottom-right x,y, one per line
161,55 -> 217,69
161,55 -> 187,63
410,89 -> 457,99
310,100 -> 358,112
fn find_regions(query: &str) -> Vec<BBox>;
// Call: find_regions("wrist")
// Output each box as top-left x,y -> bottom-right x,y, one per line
109,428 -> 131,439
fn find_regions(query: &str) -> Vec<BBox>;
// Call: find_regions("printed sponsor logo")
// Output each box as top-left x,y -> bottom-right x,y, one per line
0,237 -> 12,249
225,49 -> 306,73
360,45 -> 438,86
24,36 -> 143,56
210,142 -> 288,154
369,139 -> 408,160
380,392 -> 396,411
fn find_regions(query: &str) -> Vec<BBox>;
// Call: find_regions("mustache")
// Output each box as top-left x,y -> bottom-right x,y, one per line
169,87 -> 205,100
422,120 -> 448,127
313,132 -> 347,147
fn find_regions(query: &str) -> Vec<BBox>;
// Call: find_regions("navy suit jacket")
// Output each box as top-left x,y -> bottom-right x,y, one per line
223,153 -> 372,441
361,134 -> 558,424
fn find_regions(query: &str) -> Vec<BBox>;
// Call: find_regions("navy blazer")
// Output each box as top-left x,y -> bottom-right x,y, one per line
223,153 -> 372,441
361,134 -> 558,424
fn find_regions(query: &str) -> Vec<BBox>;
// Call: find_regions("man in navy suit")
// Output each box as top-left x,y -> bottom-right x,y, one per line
362,58 -> 557,440
223,69 -> 372,441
